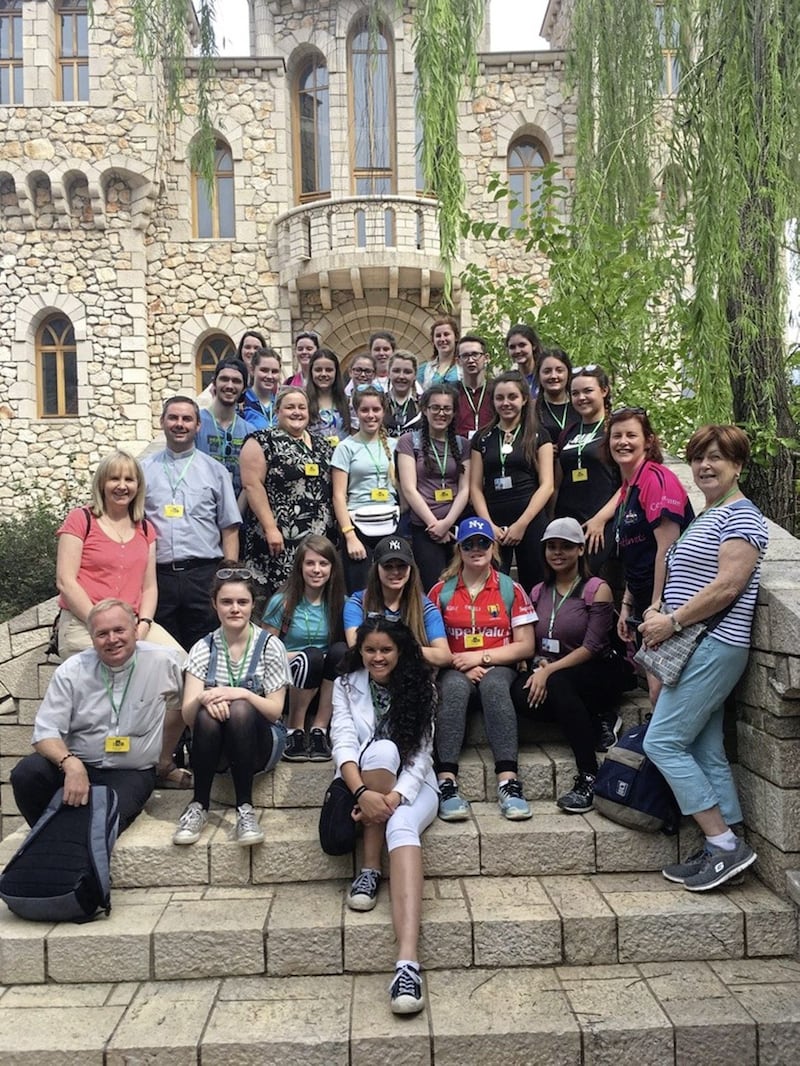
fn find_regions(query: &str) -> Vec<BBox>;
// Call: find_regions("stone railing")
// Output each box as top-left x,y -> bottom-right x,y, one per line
2,473 -> 800,904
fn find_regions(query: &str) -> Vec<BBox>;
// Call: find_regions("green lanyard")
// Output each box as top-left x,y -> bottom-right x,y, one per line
101,655 -> 137,732
429,438 -> 450,485
162,450 -> 196,498
463,382 -> 487,430
389,392 -> 412,426
221,626 -> 254,686
576,421 -> 602,469
498,424 -> 521,477
360,438 -> 388,485
299,600 -> 323,644
257,398 -> 274,424
548,577 -> 580,638
543,399 -> 568,431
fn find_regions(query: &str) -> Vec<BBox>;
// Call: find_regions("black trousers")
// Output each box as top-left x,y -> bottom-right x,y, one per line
11,754 -> 156,833
155,559 -> 220,650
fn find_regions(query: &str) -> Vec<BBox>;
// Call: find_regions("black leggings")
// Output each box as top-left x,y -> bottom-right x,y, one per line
191,699 -> 276,809
410,525 -> 456,593
511,659 -> 625,776
289,643 -> 348,689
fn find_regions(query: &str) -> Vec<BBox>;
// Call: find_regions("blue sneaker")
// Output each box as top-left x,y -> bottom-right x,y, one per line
497,778 -> 532,820
438,778 -> 471,821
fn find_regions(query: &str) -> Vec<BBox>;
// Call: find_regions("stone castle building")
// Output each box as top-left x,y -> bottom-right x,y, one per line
0,0 -> 574,510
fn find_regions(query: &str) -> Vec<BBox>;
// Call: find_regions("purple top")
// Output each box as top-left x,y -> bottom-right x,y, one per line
529,577 -> 613,660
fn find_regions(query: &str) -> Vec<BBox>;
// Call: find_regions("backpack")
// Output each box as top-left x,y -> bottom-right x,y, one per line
437,571 -> 517,620
592,718 -> 680,834
0,785 -> 119,922
204,627 -> 272,692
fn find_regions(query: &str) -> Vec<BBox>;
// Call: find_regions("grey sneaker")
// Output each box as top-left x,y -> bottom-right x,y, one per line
497,778 -> 532,820
683,839 -> 757,892
389,963 -> 424,1015
347,867 -> 382,911
173,801 -> 208,845
438,778 -> 471,821
556,772 -> 596,814
235,803 -> 264,846
662,847 -> 709,883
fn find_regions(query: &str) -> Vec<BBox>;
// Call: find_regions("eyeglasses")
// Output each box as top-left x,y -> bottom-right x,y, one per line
351,365 -> 376,377
572,364 -> 599,375
461,538 -> 492,551
354,381 -> 385,393
458,350 -> 485,360
427,405 -> 454,415
216,568 -> 253,580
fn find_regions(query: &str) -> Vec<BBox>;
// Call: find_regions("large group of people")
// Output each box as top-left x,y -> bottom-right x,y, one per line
11,318 -> 769,1016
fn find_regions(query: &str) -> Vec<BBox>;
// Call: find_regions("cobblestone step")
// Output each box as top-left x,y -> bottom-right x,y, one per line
1,870 -> 794,987
2,957 -> 800,1065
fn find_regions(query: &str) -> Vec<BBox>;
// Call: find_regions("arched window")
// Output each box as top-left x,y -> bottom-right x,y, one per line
192,140 -> 235,239
508,137 -> 547,229
37,314 -> 78,417
57,0 -> 88,102
295,54 -> 330,203
196,333 -> 234,392
0,0 -> 23,105
349,16 -> 396,196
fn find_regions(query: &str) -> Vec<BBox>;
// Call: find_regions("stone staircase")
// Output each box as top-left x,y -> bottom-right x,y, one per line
2,689 -> 800,1063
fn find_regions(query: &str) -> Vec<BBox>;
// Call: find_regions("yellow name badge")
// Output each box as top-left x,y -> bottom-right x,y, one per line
464,633 -> 485,648
304,463 -> 320,477
572,468 -> 589,482
105,735 -> 131,753
371,488 -> 390,502
434,488 -> 454,503
326,436 -> 340,448
163,503 -> 184,518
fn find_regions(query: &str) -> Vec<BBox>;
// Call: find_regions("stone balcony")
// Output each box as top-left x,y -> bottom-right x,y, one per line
275,195 -> 458,313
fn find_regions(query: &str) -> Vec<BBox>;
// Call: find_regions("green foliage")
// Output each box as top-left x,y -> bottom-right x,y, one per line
462,172 -> 698,453
414,0 -> 487,303
0,500 -> 64,622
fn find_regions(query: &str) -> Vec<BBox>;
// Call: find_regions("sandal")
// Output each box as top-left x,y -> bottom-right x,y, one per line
156,764 -> 193,790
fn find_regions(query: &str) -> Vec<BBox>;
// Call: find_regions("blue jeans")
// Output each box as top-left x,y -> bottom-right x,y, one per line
643,636 -> 750,824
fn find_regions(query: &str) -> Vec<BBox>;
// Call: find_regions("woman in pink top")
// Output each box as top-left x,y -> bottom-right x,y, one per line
56,450 -> 182,657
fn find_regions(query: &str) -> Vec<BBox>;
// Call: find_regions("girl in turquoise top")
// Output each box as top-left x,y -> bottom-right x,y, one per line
262,535 -> 347,762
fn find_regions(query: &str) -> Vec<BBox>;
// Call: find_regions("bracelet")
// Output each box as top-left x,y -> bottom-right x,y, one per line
58,752 -> 78,771
139,617 -> 153,627
341,525 -> 355,535
353,785 -> 368,801
642,606 -> 658,617
622,600 -> 634,609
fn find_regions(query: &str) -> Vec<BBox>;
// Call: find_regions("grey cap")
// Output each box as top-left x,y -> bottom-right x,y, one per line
540,517 -> 586,545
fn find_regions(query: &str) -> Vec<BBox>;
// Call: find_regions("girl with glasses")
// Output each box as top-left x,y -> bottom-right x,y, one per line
343,535 -> 451,668
262,535 -> 347,762
331,385 -> 399,592
396,385 -> 471,591
470,371 -> 555,591
306,348 -> 352,447
240,388 -> 335,600
173,563 -> 290,848
429,518 -> 537,821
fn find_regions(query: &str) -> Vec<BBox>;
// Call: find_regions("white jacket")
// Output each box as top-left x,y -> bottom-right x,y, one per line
331,668 -> 437,805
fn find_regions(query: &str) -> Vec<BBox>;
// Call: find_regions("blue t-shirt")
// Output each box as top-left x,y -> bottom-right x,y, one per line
262,593 -> 330,652
343,590 -> 446,643
196,409 -> 254,495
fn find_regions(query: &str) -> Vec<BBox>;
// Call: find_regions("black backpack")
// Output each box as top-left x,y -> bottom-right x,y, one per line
593,719 -> 680,834
0,785 -> 119,922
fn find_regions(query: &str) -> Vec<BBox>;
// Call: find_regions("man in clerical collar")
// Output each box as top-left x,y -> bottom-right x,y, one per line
10,599 -> 184,833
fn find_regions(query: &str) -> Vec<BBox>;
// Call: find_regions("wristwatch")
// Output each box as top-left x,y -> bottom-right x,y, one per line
481,651 -> 493,665
670,613 -> 683,633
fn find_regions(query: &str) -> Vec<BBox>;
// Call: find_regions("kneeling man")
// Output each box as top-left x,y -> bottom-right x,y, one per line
11,599 -> 184,833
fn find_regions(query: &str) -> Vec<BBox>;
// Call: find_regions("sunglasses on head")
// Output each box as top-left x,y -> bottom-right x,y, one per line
611,405 -> 647,417
572,364 -> 599,376
461,537 -> 492,551
355,381 -> 385,393
216,567 -> 253,581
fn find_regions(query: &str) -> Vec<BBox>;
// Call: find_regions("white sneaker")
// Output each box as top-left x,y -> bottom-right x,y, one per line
173,801 -> 208,845
235,803 -> 265,846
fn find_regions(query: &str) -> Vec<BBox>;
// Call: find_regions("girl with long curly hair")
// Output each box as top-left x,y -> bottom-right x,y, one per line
330,617 -> 438,1015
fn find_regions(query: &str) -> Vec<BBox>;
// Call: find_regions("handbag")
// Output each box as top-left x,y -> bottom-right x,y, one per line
633,610 -> 708,686
318,777 -> 359,855
351,503 -> 400,538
